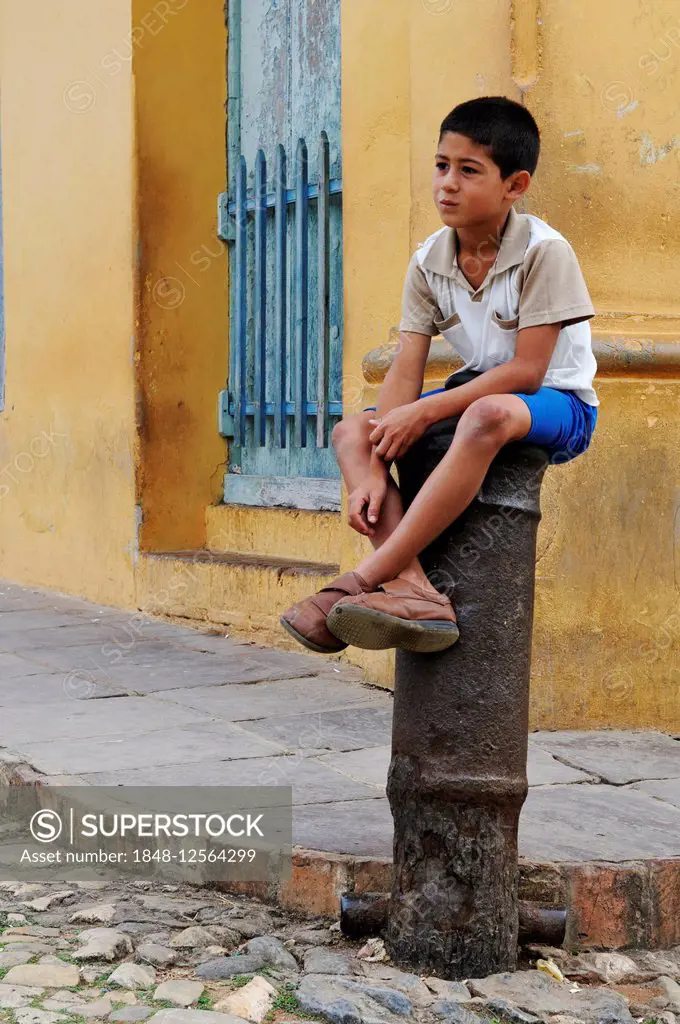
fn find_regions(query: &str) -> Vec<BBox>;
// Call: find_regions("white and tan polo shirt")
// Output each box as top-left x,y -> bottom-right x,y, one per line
399,206 -> 599,406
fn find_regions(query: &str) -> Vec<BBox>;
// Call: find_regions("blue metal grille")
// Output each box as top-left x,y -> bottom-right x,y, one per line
218,132 -> 343,453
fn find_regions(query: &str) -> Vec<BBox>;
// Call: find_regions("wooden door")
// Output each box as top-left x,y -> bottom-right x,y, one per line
218,0 -> 343,511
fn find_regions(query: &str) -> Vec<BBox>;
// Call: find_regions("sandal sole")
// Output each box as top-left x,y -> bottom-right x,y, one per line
327,604 -> 459,653
279,615 -> 347,655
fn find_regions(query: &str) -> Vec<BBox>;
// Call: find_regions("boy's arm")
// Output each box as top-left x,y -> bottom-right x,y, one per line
375,331 -> 432,416
368,329 -> 432,477
369,252 -> 441,475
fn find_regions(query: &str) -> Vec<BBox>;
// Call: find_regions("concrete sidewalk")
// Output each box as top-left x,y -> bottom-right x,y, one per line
1,579 -> 679,946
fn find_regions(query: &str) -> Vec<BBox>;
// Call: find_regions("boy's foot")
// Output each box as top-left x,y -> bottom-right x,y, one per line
280,571 -> 374,654
326,577 -> 459,654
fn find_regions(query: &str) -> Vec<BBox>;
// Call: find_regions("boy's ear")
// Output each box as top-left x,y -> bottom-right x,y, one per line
505,169 -> 531,200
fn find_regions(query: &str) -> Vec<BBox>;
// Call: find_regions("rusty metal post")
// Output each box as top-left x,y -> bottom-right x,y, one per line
385,410 -> 549,980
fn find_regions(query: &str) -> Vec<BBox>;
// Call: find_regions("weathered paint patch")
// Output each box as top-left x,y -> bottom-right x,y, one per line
639,132 -> 680,165
567,163 -> 602,174
616,100 -> 638,119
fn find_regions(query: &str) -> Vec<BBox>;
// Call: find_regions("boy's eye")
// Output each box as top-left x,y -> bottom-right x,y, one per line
435,161 -> 448,171
461,166 -> 479,174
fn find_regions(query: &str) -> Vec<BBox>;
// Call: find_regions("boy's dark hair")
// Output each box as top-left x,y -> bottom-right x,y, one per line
439,96 -> 540,178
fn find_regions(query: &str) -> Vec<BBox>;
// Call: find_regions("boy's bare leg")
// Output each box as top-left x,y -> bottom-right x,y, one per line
331,411 -> 440,595
351,395 -> 532,589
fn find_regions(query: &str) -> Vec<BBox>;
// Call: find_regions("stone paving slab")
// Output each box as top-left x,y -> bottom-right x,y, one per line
0,609 -> 119,633
79,753 -> 385,803
153,677 -> 390,720
19,642 -> 321,692
11,724 -> 290,775
314,743 -> 598,789
315,746 -> 392,788
0,620 -> 197,652
0,674 -> 129,705
293,798 -> 395,857
520,782 -> 680,861
0,696 -> 215,745
0,653 -> 60,681
525,744 -> 598,785
62,741 -> 593,794
290,782 -> 680,862
239,706 -> 394,754
531,729 -> 680,784
631,776 -> 680,807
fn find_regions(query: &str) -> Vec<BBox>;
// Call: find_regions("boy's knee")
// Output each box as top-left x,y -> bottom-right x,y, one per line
460,396 -> 512,440
331,412 -> 372,449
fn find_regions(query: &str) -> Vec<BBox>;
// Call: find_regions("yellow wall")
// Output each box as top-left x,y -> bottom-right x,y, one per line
0,0 -> 228,605
0,0 -> 138,606
132,0 -> 228,553
341,0 -> 680,729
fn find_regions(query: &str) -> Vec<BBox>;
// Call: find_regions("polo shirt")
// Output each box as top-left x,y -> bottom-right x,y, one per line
399,206 -> 599,406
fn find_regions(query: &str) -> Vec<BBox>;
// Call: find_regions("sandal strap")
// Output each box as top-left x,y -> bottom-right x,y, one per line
378,577 -> 450,605
319,571 -> 371,598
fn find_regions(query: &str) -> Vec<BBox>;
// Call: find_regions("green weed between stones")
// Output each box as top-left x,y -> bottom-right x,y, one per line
90,970 -> 112,984
263,982 -> 325,1024
197,991 -> 213,1009
231,973 -> 256,987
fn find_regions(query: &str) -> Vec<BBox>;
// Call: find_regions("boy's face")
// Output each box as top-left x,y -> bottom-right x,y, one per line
432,131 -> 527,231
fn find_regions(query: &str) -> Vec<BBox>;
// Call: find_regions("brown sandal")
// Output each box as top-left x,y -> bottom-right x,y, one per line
327,577 -> 459,653
280,571 -> 373,654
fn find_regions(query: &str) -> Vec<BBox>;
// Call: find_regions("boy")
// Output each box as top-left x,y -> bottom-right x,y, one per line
280,96 -> 598,656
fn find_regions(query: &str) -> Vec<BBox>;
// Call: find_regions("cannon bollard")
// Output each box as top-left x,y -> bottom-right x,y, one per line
385,403 -> 549,980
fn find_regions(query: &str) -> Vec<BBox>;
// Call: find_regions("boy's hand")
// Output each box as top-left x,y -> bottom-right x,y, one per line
368,403 -> 429,461
348,472 -> 388,538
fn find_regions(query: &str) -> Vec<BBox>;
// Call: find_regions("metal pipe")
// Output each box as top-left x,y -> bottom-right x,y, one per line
340,892 -> 566,948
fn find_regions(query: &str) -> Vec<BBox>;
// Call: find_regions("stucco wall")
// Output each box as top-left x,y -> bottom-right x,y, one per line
0,0 -> 229,604
132,0 -> 228,553
0,0 -> 138,606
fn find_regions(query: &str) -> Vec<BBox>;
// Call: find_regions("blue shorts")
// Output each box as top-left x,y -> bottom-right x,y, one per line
363,386 -> 598,464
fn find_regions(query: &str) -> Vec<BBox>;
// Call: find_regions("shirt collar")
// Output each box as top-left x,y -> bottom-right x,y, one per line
420,206 -> 531,280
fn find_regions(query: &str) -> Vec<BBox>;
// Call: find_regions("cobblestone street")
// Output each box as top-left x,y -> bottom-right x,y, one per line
1,879 -> 680,1024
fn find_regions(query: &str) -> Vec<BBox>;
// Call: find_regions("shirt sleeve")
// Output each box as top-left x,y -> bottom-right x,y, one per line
518,239 -> 595,330
399,254 -> 442,336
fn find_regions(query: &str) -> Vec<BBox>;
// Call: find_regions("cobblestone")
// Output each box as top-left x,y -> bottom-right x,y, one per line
0,876 -> 677,1024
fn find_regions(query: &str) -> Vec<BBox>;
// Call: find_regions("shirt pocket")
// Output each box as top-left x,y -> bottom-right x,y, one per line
491,310 -> 520,331
434,311 -> 474,365
485,311 -> 519,367
434,310 -> 461,333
